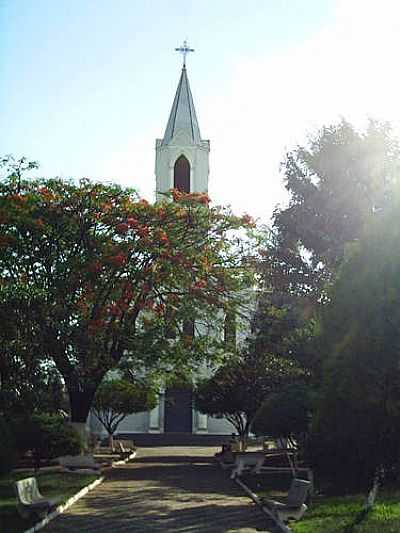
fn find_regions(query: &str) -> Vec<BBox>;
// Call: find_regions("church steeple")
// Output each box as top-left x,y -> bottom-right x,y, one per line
155,43 -> 210,199
162,66 -> 201,146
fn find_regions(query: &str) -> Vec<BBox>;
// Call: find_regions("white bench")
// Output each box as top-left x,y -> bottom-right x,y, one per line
114,440 -> 134,455
230,452 -> 266,478
261,478 -> 311,523
58,454 -> 102,473
15,477 -> 60,519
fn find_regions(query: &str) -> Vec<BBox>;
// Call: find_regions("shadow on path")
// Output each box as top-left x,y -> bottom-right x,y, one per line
46,446 -> 274,533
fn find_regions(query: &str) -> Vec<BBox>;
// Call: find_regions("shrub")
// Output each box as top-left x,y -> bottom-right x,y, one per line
305,402 -> 400,492
22,413 -> 82,468
0,416 -> 18,474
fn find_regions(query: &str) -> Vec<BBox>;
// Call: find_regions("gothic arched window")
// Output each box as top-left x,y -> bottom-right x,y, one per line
174,155 -> 190,192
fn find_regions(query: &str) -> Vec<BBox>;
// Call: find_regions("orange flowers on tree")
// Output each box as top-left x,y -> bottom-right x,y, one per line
0,156 -> 257,426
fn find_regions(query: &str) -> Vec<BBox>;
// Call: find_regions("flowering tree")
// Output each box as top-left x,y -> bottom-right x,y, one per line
0,157 -> 255,425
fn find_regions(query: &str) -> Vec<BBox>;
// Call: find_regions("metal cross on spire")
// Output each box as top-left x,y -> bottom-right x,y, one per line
175,40 -> 194,68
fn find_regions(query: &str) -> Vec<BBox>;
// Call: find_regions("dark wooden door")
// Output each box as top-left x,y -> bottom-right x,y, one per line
164,388 -> 193,433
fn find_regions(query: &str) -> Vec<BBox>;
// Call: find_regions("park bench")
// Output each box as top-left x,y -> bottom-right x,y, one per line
230,452 -> 266,478
256,448 -> 314,494
214,445 -> 235,469
15,477 -> 60,519
259,448 -> 299,475
58,454 -> 102,473
114,439 -> 134,454
261,477 -> 311,523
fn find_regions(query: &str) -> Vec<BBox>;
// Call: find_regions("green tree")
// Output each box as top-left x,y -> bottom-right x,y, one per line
251,120 -> 400,397
250,287 -> 317,374
194,352 -> 303,448
0,285 -> 65,417
270,119 -> 400,297
0,416 -> 18,474
92,379 -> 157,447
313,191 -> 400,495
252,383 -> 313,449
0,158 -> 254,428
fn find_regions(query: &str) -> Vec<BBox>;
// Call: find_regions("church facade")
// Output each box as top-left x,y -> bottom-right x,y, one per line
89,57 -> 236,439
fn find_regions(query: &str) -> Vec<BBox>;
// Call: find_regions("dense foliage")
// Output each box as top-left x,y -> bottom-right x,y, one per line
252,121 -> 400,496
310,192 -> 400,489
0,416 -> 18,475
267,119 -> 400,298
252,383 -> 313,448
0,157 -> 254,422
92,378 -> 157,445
18,414 -> 82,469
194,352 -> 303,443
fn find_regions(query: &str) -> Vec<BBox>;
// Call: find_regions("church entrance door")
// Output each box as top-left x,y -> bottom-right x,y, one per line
164,388 -> 193,433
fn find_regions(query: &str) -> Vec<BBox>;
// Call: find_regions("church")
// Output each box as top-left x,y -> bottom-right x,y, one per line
89,43 -> 236,443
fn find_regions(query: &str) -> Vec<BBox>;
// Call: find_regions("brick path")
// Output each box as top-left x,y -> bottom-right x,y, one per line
45,446 -> 274,532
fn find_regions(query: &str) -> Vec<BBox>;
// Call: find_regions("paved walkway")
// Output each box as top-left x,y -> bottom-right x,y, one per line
45,446 -> 274,532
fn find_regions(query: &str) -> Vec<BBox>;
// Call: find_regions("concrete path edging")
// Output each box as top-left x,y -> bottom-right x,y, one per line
111,450 -> 137,466
23,476 -> 104,533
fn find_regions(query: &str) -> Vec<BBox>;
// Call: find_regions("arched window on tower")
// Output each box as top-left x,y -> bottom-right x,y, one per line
174,155 -> 190,192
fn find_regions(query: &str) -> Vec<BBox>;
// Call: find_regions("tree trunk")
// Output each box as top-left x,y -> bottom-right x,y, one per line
365,467 -> 384,511
238,430 -> 249,451
68,387 -> 97,451
33,452 -> 41,472
239,417 -> 252,451
227,413 -> 250,452
69,389 -> 97,423
70,422 -> 89,453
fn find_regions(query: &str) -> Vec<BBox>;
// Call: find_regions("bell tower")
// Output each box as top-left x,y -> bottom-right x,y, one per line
154,42 -> 210,435
155,42 -> 210,198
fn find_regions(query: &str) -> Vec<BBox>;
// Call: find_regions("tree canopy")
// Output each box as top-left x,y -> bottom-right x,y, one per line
0,282 -> 66,417
92,378 -> 157,445
250,120 -> 400,398
194,352 -> 304,442
267,119 -> 400,298
0,157 -> 255,422
312,189 -> 400,488
252,383 -> 313,448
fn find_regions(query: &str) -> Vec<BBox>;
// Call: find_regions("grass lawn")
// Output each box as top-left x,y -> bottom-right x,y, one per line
292,490 -> 400,533
0,470 -> 98,533
241,472 -> 400,533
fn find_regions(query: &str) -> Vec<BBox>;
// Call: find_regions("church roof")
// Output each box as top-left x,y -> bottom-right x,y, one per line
162,66 -> 201,145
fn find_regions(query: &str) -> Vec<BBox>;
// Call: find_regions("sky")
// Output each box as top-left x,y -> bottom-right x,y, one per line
2,0 -> 400,224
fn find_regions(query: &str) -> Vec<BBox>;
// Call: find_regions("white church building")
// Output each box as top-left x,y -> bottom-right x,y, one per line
89,46 -> 237,443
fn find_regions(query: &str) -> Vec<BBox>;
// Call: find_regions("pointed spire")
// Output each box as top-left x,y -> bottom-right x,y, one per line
162,66 -> 201,146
